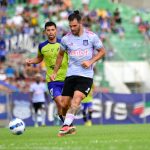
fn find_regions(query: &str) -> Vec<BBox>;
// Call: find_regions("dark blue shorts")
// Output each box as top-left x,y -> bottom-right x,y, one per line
47,81 -> 64,100
82,102 -> 93,111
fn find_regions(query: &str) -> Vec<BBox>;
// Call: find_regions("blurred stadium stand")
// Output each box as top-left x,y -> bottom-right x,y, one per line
0,0 -> 150,94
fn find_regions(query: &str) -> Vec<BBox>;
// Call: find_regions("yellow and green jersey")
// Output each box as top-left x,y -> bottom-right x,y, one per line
82,86 -> 93,103
38,39 -> 68,82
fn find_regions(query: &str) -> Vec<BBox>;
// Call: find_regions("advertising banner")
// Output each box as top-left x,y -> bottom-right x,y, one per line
10,92 -> 150,126
93,92 -> 150,124
0,94 -> 7,120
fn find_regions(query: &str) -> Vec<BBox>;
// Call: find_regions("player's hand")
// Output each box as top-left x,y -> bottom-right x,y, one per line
25,58 -> 32,66
81,60 -> 92,69
50,73 -> 57,81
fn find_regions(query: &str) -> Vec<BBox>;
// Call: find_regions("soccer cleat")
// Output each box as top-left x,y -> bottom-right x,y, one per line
57,125 -> 76,137
41,124 -> 46,127
85,120 -> 92,126
68,125 -> 76,135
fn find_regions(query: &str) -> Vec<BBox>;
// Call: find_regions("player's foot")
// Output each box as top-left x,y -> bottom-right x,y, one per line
34,123 -> 39,127
41,124 -> 46,127
85,120 -> 92,126
68,125 -> 76,135
57,125 -> 76,137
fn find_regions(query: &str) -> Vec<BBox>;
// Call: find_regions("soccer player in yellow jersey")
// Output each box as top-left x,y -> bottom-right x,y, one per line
81,86 -> 93,126
26,21 -> 69,124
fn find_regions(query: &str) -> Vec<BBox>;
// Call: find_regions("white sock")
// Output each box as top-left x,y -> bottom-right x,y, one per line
41,110 -> 46,125
34,113 -> 38,124
63,113 -> 75,126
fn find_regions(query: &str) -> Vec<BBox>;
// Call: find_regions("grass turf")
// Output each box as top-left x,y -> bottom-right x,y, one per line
0,124 -> 150,150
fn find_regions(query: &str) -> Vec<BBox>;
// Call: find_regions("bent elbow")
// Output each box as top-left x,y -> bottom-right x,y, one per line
101,48 -> 106,57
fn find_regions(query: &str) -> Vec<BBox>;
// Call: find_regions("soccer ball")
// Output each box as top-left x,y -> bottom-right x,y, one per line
9,118 -> 25,135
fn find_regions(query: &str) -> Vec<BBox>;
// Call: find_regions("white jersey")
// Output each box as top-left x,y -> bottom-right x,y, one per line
30,82 -> 47,103
60,29 -> 103,78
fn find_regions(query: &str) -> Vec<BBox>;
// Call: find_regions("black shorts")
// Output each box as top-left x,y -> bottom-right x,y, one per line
62,76 -> 93,97
33,102 -> 45,113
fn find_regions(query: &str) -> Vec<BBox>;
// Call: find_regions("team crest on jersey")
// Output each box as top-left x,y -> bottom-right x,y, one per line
83,40 -> 88,46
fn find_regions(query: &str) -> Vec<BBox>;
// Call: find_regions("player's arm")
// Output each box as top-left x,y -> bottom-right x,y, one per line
26,43 -> 44,65
90,47 -> 106,64
50,49 -> 64,81
26,55 -> 43,65
81,47 -> 106,68
82,34 -> 106,68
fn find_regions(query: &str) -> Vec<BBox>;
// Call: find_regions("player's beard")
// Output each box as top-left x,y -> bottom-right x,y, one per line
48,35 -> 56,41
72,26 -> 80,36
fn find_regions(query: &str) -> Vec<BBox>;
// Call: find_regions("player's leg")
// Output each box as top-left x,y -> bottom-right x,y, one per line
40,102 -> 46,126
48,82 -> 65,123
59,91 -> 85,135
82,103 -> 87,125
58,76 -> 93,136
33,103 -> 39,127
87,103 -> 93,126
57,77 -> 77,136
54,96 -> 64,122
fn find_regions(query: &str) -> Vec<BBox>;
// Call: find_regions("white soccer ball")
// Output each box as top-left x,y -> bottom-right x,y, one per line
9,118 -> 25,135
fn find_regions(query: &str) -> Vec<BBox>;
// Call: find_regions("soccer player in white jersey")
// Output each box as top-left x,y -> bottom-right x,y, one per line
30,73 -> 48,127
50,10 -> 106,136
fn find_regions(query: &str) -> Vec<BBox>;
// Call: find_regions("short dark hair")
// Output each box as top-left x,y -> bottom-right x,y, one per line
45,21 -> 57,30
68,10 -> 82,22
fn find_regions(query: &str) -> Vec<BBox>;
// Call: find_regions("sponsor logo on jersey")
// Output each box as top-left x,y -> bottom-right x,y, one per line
83,40 -> 88,46
68,49 -> 89,56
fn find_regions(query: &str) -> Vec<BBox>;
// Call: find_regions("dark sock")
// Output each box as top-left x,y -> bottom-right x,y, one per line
82,111 -> 87,122
88,111 -> 92,120
69,123 -> 73,127
62,124 -> 68,127
59,115 -> 64,123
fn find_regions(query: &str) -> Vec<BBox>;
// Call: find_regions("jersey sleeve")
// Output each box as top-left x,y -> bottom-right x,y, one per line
38,43 -> 43,56
60,37 -> 67,51
93,34 -> 103,50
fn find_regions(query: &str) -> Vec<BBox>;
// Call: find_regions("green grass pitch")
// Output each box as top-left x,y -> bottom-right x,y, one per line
0,124 -> 150,150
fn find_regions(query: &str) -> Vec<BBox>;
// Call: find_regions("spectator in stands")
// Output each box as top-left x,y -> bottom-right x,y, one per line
138,21 -> 148,34
4,65 -> 16,78
7,0 -> 15,5
113,8 -> 122,24
145,24 -> 150,40
15,61 -> 26,80
30,6 -> 39,27
107,49 -> 115,60
132,13 -> 142,25
82,0 -> 90,5
41,2 -> 49,18
117,25 -> 125,39
82,3 -> 90,17
0,64 -> 6,81
0,35 -> 6,63
100,17 -> 111,32
62,0 -> 72,12
24,63 -> 40,80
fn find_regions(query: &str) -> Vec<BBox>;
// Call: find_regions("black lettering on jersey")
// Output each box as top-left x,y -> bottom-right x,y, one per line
83,40 -> 88,46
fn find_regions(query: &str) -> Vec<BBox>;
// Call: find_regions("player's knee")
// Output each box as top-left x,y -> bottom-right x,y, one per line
61,99 -> 70,109
55,101 -> 62,109
69,104 -> 80,114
